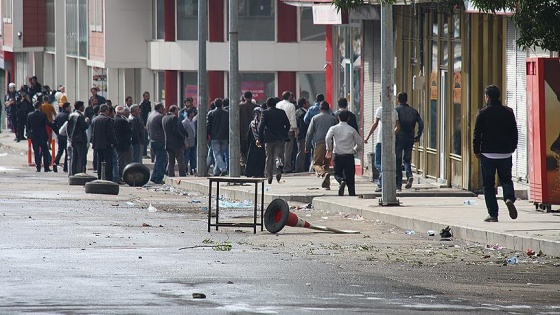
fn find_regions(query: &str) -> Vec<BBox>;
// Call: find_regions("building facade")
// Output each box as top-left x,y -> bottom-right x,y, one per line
1,0 -> 328,108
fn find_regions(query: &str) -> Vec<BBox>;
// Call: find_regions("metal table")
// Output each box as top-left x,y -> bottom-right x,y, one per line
207,177 -> 265,234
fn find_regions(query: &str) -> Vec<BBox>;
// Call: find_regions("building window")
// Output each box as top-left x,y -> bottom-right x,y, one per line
180,72 -> 198,105
228,0 -> 275,41
177,0 -> 198,40
239,73 -> 275,103
300,7 -> 324,41
2,0 -> 12,23
66,0 -> 88,57
298,73 -> 325,101
46,0 -> 55,50
157,71 -> 165,101
89,0 -> 103,32
155,0 -> 164,40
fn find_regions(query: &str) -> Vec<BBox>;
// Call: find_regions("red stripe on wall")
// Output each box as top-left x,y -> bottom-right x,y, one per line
278,72 -> 296,97
325,25 -> 333,105
164,0 -> 175,41
165,70 -> 178,109
277,0 -> 297,43
209,0 -> 224,42
208,71 -> 224,104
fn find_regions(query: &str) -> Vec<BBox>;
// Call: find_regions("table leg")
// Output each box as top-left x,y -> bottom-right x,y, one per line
215,183 -> 220,231
253,182 -> 257,234
260,181 -> 264,231
208,180 -> 212,232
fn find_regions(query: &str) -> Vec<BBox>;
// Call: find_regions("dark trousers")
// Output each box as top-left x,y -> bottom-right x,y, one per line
167,147 -> 186,177
32,139 -> 51,171
395,136 -> 414,188
295,138 -> 306,173
333,154 -> 356,196
117,148 -> 131,178
16,114 -> 27,140
55,136 -> 68,171
480,155 -> 516,218
96,148 -> 113,180
71,142 -> 87,175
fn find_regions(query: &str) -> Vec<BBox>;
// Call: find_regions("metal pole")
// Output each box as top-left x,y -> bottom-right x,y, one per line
196,0 -> 208,177
228,0 -> 240,177
380,3 -> 399,206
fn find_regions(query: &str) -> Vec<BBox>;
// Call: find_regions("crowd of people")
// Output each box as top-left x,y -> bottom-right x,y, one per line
3,77 -> 426,196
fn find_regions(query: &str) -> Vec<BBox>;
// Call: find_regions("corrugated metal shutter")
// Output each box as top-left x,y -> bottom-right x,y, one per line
506,19 -> 528,181
361,20 -> 381,178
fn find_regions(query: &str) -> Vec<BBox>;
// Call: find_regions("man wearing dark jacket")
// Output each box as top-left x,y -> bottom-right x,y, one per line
239,91 -> 258,170
129,104 -> 145,163
207,98 -> 229,176
473,85 -> 519,222
91,104 -> 117,181
53,102 -> 71,172
257,97 -> 290,184
147,103 -> 166,184
333,97 -> 359,133
395,92 -> 423,191
139,91 -> 152,157
114,106 -> 132,178
27,102 -> 58,172
162,105 -> 187,177
67,101 -> 89,175
295,97 -> 310,173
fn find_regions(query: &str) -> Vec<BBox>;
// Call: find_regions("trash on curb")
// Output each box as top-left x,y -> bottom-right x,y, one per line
147,204 -> 158,212
440,226 -> 453,238
405,230 -> 416,235
463,200 -> 478,206
192,199 -> 201,203
427,230 -> 436,236
507,256 -> 519,265
487,244 -> 504,251
526,249 -> 536,256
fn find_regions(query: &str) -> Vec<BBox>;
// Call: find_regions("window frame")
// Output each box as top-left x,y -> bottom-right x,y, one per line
89,0 -> 103,32
3,0 -> 13,23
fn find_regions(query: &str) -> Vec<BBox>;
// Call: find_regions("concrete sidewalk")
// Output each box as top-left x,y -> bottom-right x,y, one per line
2,130 -> 559,257
166,173 -> 560,257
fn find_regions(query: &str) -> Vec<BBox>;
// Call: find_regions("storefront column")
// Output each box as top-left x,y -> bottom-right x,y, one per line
325,25 -> 333,105
278,71 -> 296,96
164,70 -> 178,107
208,71 -> 224,105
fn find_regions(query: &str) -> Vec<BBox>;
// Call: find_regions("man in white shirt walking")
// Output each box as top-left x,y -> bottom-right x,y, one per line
364,106 -> 400,192
326,111 -> 363,196
276,91 -> 297,173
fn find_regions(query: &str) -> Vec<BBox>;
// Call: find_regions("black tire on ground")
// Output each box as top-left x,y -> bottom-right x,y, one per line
68,173 -> 98,186
85,180 -> 120,195
122,163 -> 151,187
264,198 -> 290,234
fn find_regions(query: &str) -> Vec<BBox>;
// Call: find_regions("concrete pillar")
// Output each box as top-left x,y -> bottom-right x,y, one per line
139,68 -> 154,102
66,57 -> 77,102
78,59 -> 89,102
54,0 -> 66,86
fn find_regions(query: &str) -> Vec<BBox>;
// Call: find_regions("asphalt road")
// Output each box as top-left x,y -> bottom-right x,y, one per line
0,144 -> 559,314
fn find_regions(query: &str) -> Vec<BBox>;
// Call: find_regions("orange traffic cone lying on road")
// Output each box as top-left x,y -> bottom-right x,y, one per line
264,198 -> 360,234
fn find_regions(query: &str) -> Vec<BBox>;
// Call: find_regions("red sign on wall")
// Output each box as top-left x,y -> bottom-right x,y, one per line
241,81 -> 265,102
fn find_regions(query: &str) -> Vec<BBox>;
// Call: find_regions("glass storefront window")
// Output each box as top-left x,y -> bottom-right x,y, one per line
157,71 -> 165,102
46,0 -> 55,51
428,12 -> 438,149
228,0 -> 275,41
79,0 -> 87,58
177,0 -> 198,40
180,72 -> 198,106
298,73 -> 325,101
155,0 -> 164,40
451,39 -> 462,156
239,73 -> 275,103
300,7 -> 324,41
66,0 -> 78,56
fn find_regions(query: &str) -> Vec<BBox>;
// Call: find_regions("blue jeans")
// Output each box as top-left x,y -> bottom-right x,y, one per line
480,155 -> 515,218
150,141 -> 167,183
395,136 -> 414,188
184,146 -> 197,174
375,143 -> 382,188
132,143 -> 143,163
211,140 -> 228,175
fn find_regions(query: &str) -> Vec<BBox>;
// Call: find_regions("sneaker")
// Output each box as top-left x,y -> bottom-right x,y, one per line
484,216 -> 498,222
276,166 -> 283,183
52,164 -> 58,173
338,181 -> 346,196
321,173 -> 331,189
396,188 -> 402,192
405,177 -> 413,189
375,187 -> 382,192
505,199 -> 518,219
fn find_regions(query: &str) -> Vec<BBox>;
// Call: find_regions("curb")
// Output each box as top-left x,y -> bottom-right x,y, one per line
312,197 -> 560,257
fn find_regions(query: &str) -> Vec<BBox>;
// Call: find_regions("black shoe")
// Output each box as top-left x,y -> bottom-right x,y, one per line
276,166 -> 283,183
321,173 -> 331,189
405,177 -> 413,189
338,181 -> 346,196
505,199 -> 518,219
44,168 -> 52,173
484,216 -> 498,222
36,169 -> 41,172
267,177 -> 273,185
53,164 -> 58,173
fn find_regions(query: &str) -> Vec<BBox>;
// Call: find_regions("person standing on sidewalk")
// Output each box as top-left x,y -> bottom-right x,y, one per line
258,97 -> 290,184
129,104 -> 145,164
239,91 -> 258,173
53,102 -> 71,172
67,101 -> 89,175
395,92 -> 423,191
146,103 -> 167,184
140,91 -> 152,158
162,105 -> 187,177
305,101 -> 338,189
114,106 -> 132,180
27,102 -> 58,172
207,98 -> 229,176
276,91 -> 298,173
295,97 -> 310,173
326,110 -> 363,196
91,104 -> 116,181
473,85 -> 519,222
364,106 -> 400,192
